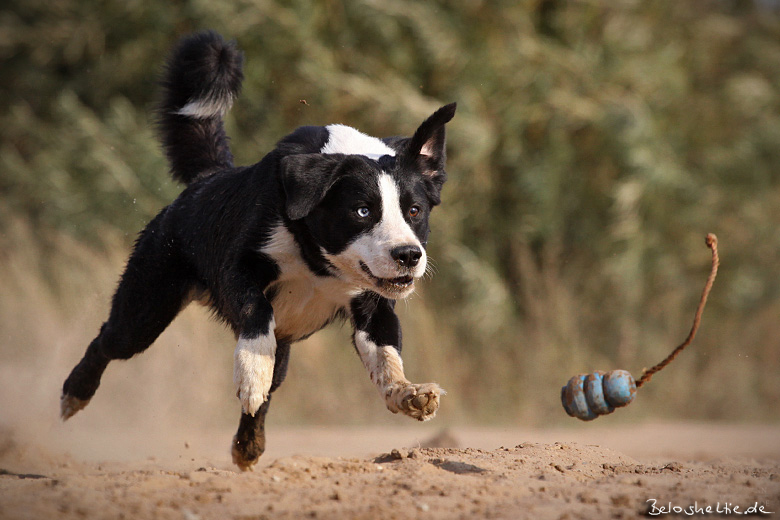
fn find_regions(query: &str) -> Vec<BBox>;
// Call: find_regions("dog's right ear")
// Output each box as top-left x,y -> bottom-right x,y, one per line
281,153 -> 345,220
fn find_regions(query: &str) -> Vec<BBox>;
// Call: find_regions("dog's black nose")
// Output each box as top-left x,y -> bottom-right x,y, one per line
391,245 -> 422,268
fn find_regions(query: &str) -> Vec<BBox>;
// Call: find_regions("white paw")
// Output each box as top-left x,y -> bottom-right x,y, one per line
385,382 -> 445,421
233,334 -> 276,416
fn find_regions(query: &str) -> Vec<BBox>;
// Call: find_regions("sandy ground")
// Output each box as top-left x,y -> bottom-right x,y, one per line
1,274 -> 777,518
1,423 -> 778,520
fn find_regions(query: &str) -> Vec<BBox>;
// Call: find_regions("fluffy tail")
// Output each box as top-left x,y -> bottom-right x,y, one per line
157,31 -> 244,185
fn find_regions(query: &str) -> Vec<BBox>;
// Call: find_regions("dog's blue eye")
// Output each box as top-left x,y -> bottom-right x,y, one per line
356,207 -> 370,218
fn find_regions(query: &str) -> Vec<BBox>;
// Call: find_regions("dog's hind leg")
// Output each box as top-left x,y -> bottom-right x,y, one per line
231,340 -> 290,471
61,216 -> 194,419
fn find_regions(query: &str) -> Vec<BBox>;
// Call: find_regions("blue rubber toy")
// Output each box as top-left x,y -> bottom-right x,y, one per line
561,234 -> 719,421
561,370 -> 636,420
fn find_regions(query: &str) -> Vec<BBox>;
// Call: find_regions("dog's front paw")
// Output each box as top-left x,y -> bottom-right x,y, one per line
231,434 -> 264,472
385,382 -> 445,421
233,337 -> 275,416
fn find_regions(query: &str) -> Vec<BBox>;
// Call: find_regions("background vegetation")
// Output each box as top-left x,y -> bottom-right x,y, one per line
2,0 -> 778,428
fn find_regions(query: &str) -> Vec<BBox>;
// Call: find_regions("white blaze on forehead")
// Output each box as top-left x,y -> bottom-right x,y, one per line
377,174 -> 421,249
321,124 -> 396,160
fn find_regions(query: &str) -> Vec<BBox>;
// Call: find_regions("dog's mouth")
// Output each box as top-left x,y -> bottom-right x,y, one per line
360,262 -> 415,292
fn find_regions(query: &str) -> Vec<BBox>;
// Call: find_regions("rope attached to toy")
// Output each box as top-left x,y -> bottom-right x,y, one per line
561,233 -> 720,421
635,233 -> 719,388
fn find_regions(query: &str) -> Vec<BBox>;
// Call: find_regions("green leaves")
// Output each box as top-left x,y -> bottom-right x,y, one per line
2,0 -> 778,420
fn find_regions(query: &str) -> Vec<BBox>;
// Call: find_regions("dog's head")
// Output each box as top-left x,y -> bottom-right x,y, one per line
281,103 -> 456,299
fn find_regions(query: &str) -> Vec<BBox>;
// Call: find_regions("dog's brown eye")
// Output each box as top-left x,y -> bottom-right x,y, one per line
409,206 -> 420,218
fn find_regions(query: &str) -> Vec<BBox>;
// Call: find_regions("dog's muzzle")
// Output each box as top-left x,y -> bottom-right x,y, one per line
359,262 -> 416,292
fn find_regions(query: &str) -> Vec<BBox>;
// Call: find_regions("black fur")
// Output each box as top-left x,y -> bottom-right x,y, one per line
351,294 -> 402,349
61,31 -> 455,470
157,31 -> 244,184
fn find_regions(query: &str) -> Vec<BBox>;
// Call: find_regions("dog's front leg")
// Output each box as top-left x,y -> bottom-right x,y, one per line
232,294 -> 277,417
351,295 -> 444,421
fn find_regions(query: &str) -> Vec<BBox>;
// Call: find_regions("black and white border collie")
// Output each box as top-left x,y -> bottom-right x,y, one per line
61,31 -> 456,470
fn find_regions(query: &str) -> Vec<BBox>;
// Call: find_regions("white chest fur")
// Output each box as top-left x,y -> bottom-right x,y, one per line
260,225 -> 359,342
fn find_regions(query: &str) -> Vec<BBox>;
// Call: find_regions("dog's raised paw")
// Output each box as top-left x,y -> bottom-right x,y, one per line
387,382 -> 444,421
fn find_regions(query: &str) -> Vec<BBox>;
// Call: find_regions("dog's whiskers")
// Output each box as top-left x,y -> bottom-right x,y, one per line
424,257 -> 439,280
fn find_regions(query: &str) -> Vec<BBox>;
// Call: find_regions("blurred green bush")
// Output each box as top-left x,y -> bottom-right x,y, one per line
2,0 -> 778,422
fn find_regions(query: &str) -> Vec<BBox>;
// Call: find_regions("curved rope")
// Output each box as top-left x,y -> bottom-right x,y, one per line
636,234 -> 720,389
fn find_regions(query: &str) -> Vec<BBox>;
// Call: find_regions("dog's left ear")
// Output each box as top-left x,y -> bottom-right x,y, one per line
405,102 -> 457,174
281,153 -> 346,220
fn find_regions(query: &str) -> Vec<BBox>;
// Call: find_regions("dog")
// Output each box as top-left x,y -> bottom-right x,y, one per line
60,31 -> 456,471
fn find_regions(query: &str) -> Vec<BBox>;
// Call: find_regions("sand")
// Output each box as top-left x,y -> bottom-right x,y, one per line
1,423 -> 778,519
1,280 -> 777,518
